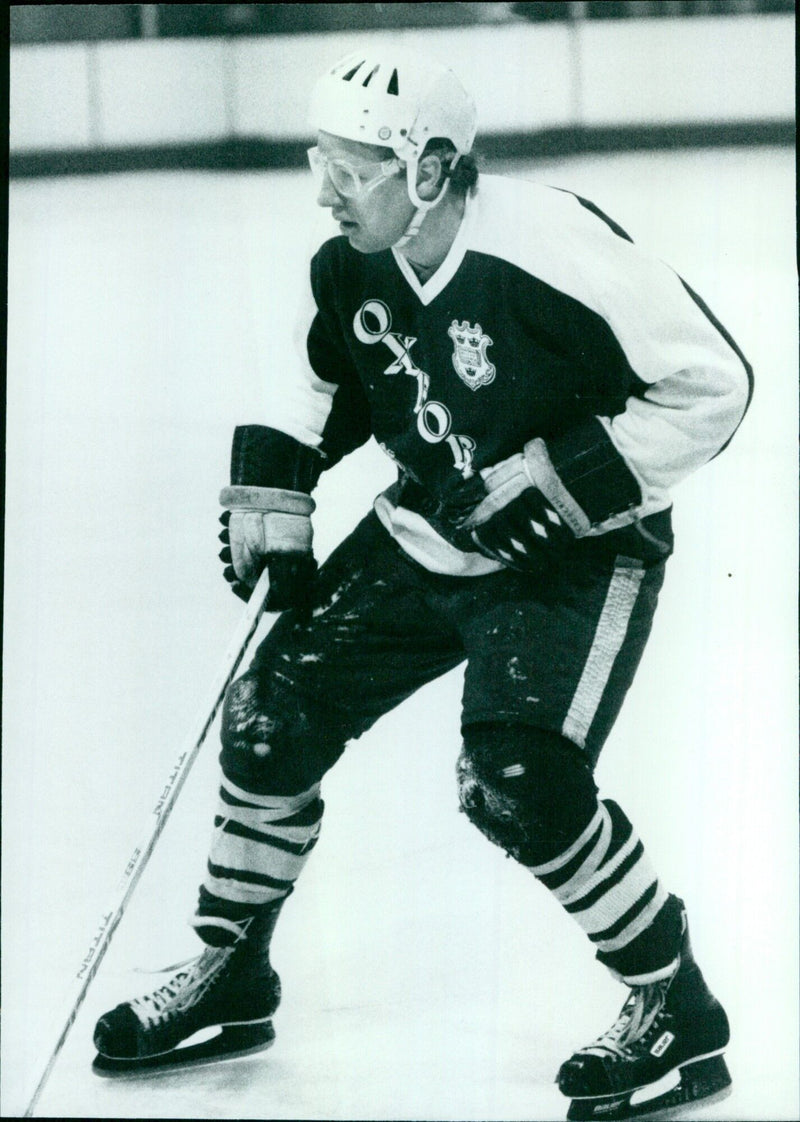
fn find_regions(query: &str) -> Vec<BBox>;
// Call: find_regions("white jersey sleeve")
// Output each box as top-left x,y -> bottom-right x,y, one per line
471,181 -> 752,527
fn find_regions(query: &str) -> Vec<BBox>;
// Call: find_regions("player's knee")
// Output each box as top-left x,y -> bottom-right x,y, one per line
220,670 -> 346,794
457,722 -> 598,864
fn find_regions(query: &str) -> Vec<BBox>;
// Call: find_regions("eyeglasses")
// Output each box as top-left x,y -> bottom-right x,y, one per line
307,146 -> 402,199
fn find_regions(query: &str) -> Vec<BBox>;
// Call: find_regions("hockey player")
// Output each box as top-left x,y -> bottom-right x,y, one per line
94,49 -> 752,1120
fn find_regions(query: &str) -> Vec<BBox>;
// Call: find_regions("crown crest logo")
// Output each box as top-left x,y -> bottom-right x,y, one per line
447,319 -> 496,391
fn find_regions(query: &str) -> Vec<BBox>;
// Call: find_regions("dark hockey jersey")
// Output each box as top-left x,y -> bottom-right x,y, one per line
270,174 -> 752,576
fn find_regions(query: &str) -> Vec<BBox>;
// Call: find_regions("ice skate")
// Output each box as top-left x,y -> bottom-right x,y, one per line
557,915 -> 731,1120
93,907 -> 281,1075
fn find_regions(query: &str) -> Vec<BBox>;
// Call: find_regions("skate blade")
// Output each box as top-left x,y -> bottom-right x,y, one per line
92,1020 -> 275,1078
566,1053 -> 731,1121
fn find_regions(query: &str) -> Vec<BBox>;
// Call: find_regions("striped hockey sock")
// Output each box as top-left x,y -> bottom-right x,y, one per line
529,799 -> 678,979
194,775 -> 323,939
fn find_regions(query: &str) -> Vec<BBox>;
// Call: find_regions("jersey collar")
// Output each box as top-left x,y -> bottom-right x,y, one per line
391,188 -> 476,307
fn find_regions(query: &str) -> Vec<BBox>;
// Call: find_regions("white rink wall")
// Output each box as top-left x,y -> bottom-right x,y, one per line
10,13 -> 795,152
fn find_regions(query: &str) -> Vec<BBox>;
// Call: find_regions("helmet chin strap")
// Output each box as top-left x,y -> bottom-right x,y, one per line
393,154 -> 460,250
393,197 -> 443,249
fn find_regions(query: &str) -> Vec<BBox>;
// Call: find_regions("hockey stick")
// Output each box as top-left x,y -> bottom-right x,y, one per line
23,567 -> 274,1118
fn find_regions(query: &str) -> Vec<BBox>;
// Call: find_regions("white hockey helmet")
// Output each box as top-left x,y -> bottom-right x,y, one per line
308,48 -> 477,219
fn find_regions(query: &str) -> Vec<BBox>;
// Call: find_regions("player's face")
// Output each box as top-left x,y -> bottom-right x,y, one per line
311,132 -> 415,253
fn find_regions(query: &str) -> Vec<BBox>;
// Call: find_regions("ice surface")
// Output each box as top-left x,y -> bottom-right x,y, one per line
3,146 -> 798,1120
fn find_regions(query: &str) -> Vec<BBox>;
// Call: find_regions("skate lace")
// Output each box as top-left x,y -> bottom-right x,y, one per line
584,979 -> 669,1061
130,946 -> 234,1029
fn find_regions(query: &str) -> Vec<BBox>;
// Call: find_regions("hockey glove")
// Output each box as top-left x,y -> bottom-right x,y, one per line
218,426 -> 324,613
459,455 -> 575,570
454,425 -> 642,572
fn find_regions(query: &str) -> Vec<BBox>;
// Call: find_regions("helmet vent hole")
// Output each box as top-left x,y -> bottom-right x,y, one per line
342,62 -> 365,82
362,64 -> 380,87
387,69 -> 399,96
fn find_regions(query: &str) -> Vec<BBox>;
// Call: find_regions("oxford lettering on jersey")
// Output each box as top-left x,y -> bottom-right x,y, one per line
353,298 -> 476,478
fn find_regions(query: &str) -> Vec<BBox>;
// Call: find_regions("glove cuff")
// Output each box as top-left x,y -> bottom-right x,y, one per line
231,425 -> 325,492
219,485 -> 316,515
524,419 -> 642,534
452,418 -> 642,539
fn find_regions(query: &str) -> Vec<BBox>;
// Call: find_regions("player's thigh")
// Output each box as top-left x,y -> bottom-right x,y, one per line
221,513 -> 465,792
459,554 -> 666,767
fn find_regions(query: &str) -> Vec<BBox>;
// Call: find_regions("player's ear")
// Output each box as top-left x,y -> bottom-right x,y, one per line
416,153 -> 444,201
